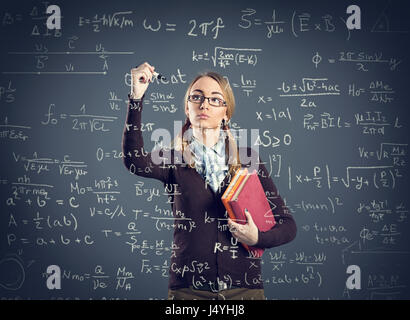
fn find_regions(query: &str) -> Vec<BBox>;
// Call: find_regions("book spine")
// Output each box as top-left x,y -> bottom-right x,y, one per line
225,169 -> 247,201
229,200 -> 246,224
221,198 -> 237,222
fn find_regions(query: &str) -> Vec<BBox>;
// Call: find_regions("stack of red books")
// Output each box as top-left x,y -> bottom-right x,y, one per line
221,168 -> 276,258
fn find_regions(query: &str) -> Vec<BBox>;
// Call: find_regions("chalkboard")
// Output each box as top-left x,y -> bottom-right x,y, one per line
1,0 -> 409,300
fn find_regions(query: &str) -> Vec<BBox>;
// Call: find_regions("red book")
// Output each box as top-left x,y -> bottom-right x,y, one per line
222,168 -> 276,258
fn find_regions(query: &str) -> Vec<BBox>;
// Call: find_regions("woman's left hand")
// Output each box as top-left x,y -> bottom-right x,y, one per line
228,208 -> 258,246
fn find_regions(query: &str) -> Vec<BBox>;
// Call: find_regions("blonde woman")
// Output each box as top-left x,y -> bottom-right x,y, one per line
122,62 -> 297,300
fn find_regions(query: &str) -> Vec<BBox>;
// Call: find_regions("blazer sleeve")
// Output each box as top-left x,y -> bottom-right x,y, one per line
122,94 -> 172,184
254,154 -> 297,249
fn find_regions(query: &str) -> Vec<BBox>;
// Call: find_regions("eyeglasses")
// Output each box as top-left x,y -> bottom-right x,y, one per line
187,94 -> 227,107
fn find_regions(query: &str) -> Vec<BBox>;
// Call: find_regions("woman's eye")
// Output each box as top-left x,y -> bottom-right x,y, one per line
211,98 -> 220,103
192,95 -> 201,100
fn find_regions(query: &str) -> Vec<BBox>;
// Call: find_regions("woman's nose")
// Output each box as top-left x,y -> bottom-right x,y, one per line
199,99 -> 210,109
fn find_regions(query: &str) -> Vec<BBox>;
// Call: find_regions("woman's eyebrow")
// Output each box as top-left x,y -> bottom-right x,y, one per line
211,91 -> 224,97
192,89 -> 224,97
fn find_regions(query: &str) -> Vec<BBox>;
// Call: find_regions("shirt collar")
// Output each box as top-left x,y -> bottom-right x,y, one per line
190,131 -> 226,157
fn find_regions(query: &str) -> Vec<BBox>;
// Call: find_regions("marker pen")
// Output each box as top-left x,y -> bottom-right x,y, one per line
136,67 -> 166,82
152,71 -> 166,81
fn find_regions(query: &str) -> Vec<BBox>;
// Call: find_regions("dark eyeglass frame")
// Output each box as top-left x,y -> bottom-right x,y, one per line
187,94 -> 227,107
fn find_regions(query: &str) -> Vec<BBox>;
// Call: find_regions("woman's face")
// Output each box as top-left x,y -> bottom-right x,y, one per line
185,76 -> 228,129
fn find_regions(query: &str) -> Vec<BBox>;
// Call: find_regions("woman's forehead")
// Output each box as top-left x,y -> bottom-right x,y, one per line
191,76 -> 222,93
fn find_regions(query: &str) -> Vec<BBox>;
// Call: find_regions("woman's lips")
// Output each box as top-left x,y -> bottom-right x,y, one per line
198,114 -> 209,119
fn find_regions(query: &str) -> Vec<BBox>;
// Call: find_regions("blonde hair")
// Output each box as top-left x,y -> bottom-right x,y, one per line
171,71 -> 242,178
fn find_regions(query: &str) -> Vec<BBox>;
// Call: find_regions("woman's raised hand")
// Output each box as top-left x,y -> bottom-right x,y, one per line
130,62 -> 155,99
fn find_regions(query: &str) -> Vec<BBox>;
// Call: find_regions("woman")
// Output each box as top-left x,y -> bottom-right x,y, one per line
122,62 -> 297,300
